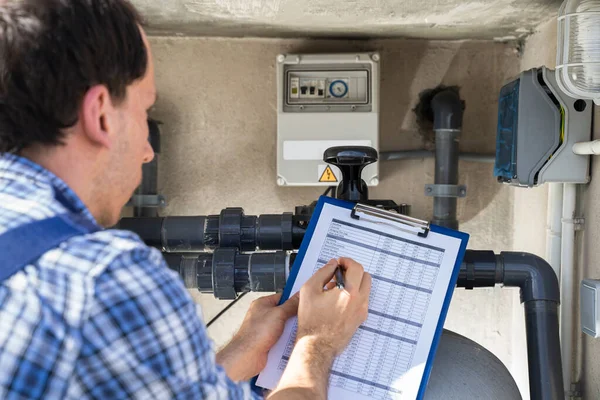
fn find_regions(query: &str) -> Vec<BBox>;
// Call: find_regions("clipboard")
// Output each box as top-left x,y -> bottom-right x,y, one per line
254,196 -> 469,399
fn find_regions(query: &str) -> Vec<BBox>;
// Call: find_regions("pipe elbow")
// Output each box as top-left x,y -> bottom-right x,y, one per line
431,89 -> 464,130
500,252 -> 560,303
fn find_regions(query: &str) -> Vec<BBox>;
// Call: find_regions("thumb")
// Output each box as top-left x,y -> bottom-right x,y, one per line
278,292 -> 300,319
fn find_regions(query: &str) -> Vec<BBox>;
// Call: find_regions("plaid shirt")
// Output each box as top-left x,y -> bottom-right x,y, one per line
0,153 -> 261,399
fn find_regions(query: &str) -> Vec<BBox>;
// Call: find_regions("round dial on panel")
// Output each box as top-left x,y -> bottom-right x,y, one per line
329,80 -> 348,98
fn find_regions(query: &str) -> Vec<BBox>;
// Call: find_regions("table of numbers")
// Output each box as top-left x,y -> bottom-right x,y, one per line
277,218 -> 445,399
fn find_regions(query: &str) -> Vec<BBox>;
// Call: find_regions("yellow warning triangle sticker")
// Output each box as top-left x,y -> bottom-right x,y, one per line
319,166 -> 338,183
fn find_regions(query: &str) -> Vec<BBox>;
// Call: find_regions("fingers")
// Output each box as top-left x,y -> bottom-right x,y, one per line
279,292 -> 300,318
306,259 -> 339,291
261,292 -> 283,306
337,257 -> 365,292
360,272 -> 372,297
324,281 -> 337,291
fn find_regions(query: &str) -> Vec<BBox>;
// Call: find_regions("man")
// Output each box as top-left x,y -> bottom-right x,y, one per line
0,1 -> 372,399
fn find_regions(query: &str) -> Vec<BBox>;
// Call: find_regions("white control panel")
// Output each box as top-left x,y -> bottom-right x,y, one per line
276,53 -> 380,187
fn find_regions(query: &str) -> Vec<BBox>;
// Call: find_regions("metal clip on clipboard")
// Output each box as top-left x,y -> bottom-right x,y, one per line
350,203 -> 431,238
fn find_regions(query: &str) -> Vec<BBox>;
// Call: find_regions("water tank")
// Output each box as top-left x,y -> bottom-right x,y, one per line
426,330 -> 521,399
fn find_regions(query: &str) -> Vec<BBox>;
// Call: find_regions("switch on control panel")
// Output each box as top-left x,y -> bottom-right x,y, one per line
287,71 -> 368,105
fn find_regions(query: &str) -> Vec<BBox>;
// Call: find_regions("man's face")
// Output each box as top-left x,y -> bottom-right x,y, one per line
102,28 -> 156,226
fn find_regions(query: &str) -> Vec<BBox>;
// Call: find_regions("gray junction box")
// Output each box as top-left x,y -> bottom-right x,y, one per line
495,67 -> 593,187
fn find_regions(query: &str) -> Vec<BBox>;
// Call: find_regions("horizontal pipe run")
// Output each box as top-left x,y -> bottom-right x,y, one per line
118,212 -> 306,252
380,150 -> 494,163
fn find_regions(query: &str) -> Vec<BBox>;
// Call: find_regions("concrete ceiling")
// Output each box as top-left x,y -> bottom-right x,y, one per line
134,0 -> 562,40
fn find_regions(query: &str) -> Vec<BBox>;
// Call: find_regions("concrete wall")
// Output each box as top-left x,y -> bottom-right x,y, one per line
133,0 -> 562,40
147,36 -> 550,398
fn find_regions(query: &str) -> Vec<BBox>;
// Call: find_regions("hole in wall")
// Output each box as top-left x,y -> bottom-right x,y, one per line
412,85 -> 465,148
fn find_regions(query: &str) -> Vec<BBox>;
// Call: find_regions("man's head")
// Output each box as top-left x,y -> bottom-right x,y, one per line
0,0 -> 156,227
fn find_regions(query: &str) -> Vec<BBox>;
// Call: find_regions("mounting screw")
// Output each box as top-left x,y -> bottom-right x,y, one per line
277,54 -> 285,63
427,187 -> 433,193
299,105 -> 305,110
460,189 -> 466,196
372,53 -> 380,62
277,177 -> 286,186
351,105 -> 356,111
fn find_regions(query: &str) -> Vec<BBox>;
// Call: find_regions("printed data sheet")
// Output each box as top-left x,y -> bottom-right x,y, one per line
256,202 -> 465,399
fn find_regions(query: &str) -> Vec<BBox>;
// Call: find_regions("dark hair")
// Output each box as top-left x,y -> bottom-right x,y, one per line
0,0 -> 148,153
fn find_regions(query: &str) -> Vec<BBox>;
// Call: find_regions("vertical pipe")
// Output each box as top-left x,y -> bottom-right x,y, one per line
546,183 -> 563,279
135,156 -> 159,217
430,88 -> 463,230
561,183 -> 577,396
135,119 -> 161,218
433,129 -> 460,230
524,300 -> 563,400
464,251 -> 564,399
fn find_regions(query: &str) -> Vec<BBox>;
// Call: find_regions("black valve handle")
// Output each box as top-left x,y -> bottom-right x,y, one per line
323,146 -> 378,202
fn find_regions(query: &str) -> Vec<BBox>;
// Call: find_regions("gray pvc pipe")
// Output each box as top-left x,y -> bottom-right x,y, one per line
430,89 -> 464,230
499,252 -> 563,400
458,250 -> 564,400
432,89 -> 464,131
433,129 -> 460,230
500,252 -> 560,303
380,150 -> 495,163
135,121 -> 162,218
523,300 -> 562,400
137,157 -> 159,218
163,247 -> 562,398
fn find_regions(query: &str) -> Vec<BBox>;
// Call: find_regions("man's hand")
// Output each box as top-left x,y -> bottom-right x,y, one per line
268,258 -> 371,400
297,257 -> 371,355
216,292 -> 299,381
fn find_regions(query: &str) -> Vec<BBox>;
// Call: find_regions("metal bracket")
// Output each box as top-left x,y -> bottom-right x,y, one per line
568,382 -> 582,400
425,184 -> 467,198
574,218 -> 585,231
562,217 -> 586,231
126,194 -> 167,208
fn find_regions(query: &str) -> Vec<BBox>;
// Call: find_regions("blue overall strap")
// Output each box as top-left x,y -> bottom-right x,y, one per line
0,213 -> 99,282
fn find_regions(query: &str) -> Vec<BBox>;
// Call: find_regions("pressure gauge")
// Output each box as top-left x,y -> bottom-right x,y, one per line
329,80 -> 348,98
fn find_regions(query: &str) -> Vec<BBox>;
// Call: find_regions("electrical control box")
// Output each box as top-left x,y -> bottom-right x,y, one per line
494,67 -> 593,187
276,53 -> 380,186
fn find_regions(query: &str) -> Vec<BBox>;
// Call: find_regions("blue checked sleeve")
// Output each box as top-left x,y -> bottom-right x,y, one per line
73,245 -> 263,399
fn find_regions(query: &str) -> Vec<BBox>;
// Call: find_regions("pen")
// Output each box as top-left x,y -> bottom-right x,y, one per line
335,266 -> 345,290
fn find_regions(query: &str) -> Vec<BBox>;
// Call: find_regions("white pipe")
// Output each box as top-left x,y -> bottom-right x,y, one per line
560,183 -> 577,396
572,140 -> 600,155
546,183 -> 563,279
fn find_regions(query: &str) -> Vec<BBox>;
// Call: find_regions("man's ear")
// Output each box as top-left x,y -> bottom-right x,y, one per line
80,85 -> 116,149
